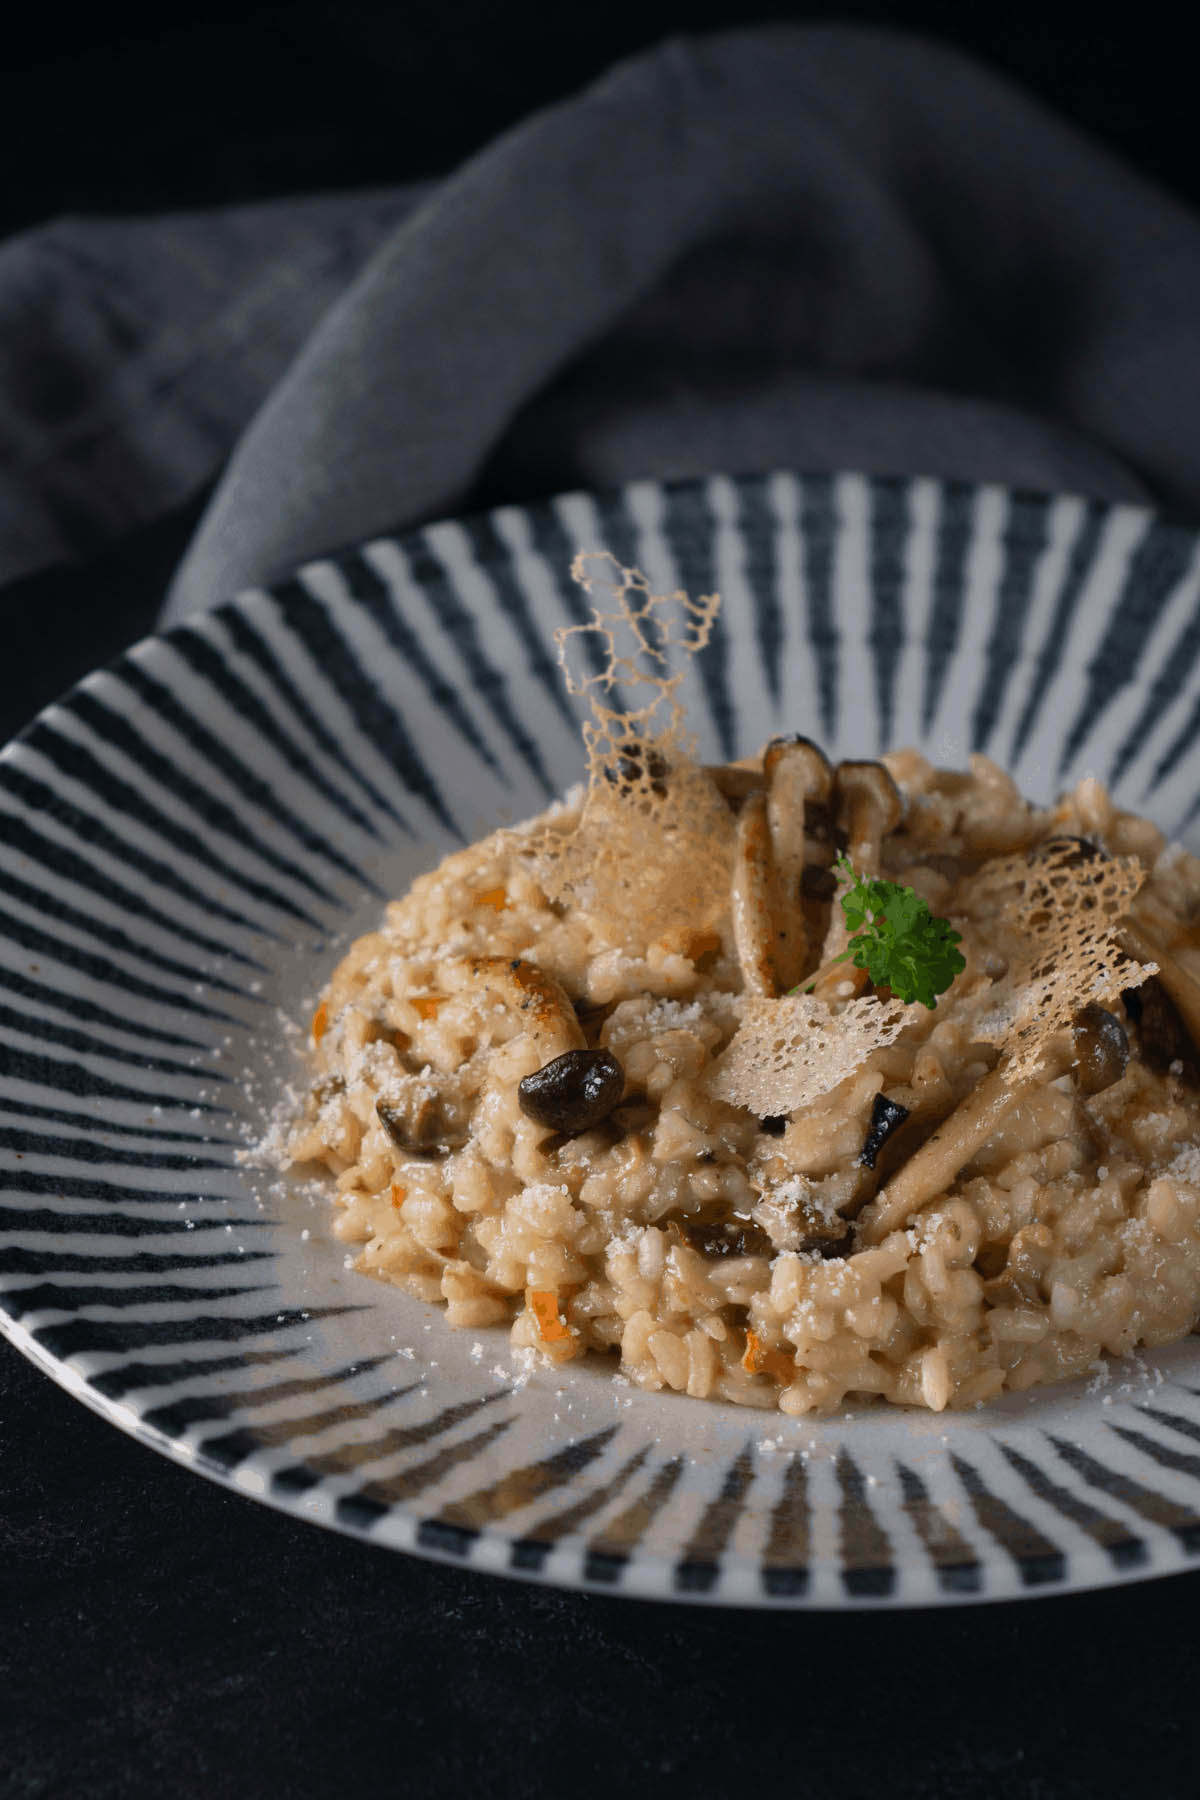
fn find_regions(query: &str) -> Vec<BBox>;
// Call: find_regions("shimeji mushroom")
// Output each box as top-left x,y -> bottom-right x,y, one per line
1120,920 -> 1200,1056
728,737 -> 836,995
856,1009 -> 1130,1245
730,789 -> 786,996
763,735 -> 833,986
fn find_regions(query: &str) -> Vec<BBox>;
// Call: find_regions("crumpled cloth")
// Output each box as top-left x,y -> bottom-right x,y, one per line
3,24 -> 1200,626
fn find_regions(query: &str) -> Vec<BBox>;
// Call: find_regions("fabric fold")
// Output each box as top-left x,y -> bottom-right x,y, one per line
162,23 -> 1200,617
4,24 -> 1200,623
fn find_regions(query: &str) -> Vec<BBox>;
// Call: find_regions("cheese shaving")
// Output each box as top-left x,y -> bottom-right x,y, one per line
707,992 -> 911,1115
532,552 -> 734,943
964,838 -> 1156,1082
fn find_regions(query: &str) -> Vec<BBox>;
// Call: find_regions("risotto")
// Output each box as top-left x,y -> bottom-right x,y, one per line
286,557 -> 1200,1415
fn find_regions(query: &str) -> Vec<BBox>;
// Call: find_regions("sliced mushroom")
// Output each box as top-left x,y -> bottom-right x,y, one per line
857,1007 -> 1133,1244
857,1031 -> 1076,1245
1124,978 -> 1200,1078
835,760 -> 905,874
763,735 -> 833,986
1119,921 -> 1200,1057
730,790 -> 786,997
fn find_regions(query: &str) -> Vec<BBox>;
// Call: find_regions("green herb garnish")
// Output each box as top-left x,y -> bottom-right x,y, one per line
805,855 -> 965,1010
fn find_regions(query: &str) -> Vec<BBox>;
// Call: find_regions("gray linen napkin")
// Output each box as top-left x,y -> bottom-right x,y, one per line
5,24 -> 1200,623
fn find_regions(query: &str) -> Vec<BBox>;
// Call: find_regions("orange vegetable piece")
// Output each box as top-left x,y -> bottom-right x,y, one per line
311,1001 -> 328,1043
473,886 -> 508,912
742,1329 -> 796,1384
527,1288 -> 573,1345
411,995 -> 443,1020
390,1183 -> 406,1211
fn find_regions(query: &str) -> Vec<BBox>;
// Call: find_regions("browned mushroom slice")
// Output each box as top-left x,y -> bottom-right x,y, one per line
763,735 -> 833,987
855,1053 -> 1065,1245
1124,978 -> 1200,1079
730,790 -> 785,997
1119,921 -> 1200,1056
834,760 -> 905,873
857,1009 -> 1132,1245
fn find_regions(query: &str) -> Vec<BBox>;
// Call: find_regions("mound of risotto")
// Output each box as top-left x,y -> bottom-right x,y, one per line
287,556 -> 1200,1414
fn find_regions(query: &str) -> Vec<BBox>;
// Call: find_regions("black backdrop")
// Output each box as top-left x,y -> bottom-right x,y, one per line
3,7 -> 1200,1796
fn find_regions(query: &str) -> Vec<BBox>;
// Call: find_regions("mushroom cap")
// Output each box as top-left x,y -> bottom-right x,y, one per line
1072,1004 -> 1129,1095
833,760 -> 905,835
763,734 -> 833,800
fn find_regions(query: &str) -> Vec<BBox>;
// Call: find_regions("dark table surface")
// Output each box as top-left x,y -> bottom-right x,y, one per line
4,8 -> 1200,1796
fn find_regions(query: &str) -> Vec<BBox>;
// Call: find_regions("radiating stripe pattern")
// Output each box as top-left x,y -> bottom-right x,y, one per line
3,471 -> 1200,1609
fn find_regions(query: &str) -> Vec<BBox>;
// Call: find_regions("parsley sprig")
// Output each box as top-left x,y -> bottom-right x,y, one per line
804,855 -> 965,1010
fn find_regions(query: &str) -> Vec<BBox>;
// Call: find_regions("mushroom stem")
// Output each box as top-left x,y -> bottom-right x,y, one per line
1120,921 -> 1200,1049
763,736 -> 833,986
856,1033 -> 1075,1245
731,791 -> 785,997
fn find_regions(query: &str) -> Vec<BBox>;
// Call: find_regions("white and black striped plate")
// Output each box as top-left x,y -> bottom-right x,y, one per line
4,471 -> 1200,1608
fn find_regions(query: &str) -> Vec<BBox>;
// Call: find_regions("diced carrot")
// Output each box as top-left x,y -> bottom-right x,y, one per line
411,995 -> 443,1020
390,1183 -> 406,1211
742,1329 -> 796,1384
311,1001 -> 328,1043
473,886 -> 508,912
527,1288 -> 573,1345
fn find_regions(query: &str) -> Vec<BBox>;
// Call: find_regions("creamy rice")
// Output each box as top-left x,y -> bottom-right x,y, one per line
287,744 -> 1200,1416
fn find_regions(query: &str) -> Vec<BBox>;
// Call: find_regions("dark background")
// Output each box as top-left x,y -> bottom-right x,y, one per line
4,6 -> 1200,1796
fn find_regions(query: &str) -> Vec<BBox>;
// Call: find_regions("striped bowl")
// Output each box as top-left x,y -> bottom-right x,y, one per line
4,471 -> 1200,1608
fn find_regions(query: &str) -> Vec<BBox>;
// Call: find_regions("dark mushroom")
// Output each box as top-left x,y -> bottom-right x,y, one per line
1124,978 -> 1200,1079
518,1048 -> 625,1135
678,1216 -> 776,1260
1120,920 -> 1200,1059
857,1093 -> 911,1169
376,1095 -> 468,1156
1072,1005 -> 1129,1095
